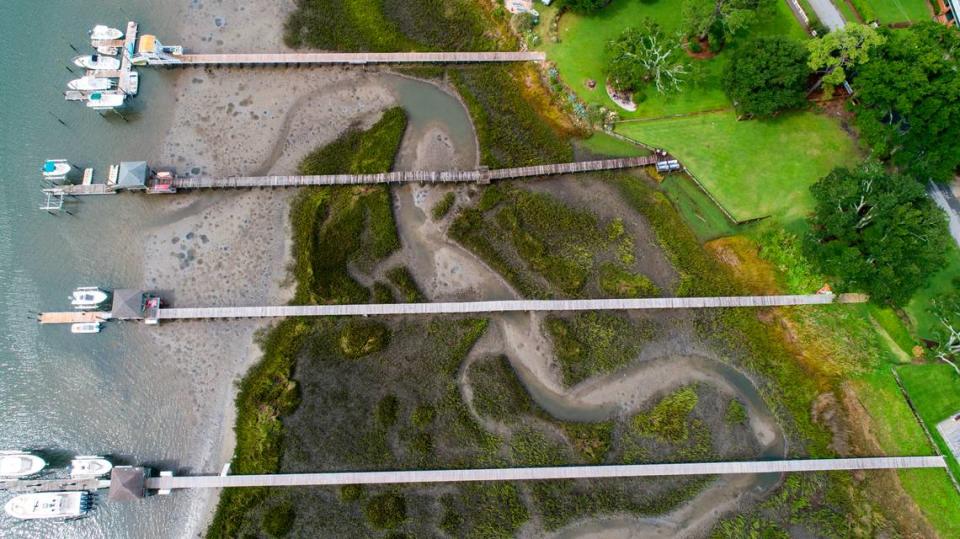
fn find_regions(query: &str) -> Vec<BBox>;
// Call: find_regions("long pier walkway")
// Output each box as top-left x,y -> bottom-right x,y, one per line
147,456 -> 944,490
170,51 -> 545,65
157,294 -> 863,322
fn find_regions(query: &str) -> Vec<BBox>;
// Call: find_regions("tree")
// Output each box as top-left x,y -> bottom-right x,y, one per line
723,36 -> 811,118
682,0 -> 771,46
851,22 -> 960,182
563,0 -> 612,13
806,23 -> 884,95
804,164 -> 949,305
606,21 -> 688,94
931,285 -> 960,374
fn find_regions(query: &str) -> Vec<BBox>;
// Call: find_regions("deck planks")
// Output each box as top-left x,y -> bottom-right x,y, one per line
172,51 -> 546,65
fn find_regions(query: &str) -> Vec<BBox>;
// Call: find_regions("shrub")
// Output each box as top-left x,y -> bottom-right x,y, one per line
725,399 -> 748,425
340,484 -> 364,502
364,492 -> 407,529
340,319 -> 390,358
262,502 -> 295,538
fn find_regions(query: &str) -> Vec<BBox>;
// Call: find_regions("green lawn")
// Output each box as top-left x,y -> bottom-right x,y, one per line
576,131 -> 650,157
617,111 -> 860,222
897,363 -> 960,492
851,0 -> 932,24
906,243 -> 960,339
660,175 -> 738,240
538,0 -> 807,118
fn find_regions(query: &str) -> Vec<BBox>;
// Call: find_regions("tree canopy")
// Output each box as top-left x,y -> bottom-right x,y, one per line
723,36 -> 811,118
562,0 -> 612,13
681,0 -> 772,46
851,22 -> 960,182
804,164 -> 949,305
606,21 -> 688,94
807,23 -> 884,95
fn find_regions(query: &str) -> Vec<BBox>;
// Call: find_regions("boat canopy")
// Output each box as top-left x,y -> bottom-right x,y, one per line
117,161 -> 148,190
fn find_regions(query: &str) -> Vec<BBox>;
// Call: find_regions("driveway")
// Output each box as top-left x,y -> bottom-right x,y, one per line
929,181 -> 960,249
808,0 -> 847,30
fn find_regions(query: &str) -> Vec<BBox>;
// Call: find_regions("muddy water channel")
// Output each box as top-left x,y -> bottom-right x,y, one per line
376,74 -> 786,538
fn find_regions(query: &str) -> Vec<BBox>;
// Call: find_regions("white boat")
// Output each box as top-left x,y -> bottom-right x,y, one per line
0,451 -> 46,478
73,54 -> 120,71
89,25 -> 123,41
42,159 -> 73,179
4,492 -> 90,520
70,322 -> 102,334
70,456 -> 112,478
85,92 -> 126,110
70,287 -> 109,310
123,71 -> 139,95
96,46 -> 119,56
67,76 -> 114,91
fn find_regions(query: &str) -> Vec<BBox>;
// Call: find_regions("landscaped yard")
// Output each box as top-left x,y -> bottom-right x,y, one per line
905,243 -> 960,339
850,0 -> 932,24
616,111 -> 860,222
897,363 -> 960,492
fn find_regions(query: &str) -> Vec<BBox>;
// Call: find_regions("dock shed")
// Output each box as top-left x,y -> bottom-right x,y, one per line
111,289 -> 145,319
116,161 -> 149,190
109,466 -> 147,501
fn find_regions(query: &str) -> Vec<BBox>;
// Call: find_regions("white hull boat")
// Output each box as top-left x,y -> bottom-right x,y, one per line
73,54 -> 120,71
71,287 -> 109,309
67,76 -> 114,91
4,492 -> 90,520
0,451 -> 46,478
89,25 -> 123,41
96,46 -> 119,56
42,159 -> 73,179
86,92 -> 126,110
70,456 -> 112,478
71,322 -> 102,334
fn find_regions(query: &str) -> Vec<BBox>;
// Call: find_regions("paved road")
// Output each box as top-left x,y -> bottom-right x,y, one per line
929,181 -> 960,249
808,0 -> 846,30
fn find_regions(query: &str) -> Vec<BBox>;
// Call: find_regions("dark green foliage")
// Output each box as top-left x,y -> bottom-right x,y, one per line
373,281 -> 395,303
598,263 -> 660,298
606,21 -> 688,94
364,491 -> 407,529
386,266 -> 425,302
340,319 -> 390,358
451,66 -> 573,168
432,192 -> 457,220
682,0 -> 772,42
262,502 -> 296,538
723,36 -> 810,118
563,0 -> 613,12
852,23 -> 960,182
290,108 -> 407,305
377,395 -> 400,427
561,422 -> 613,464
632,386 -> 699,443
470,356 -> 535,422
340,484 -> 364,502
725,399 -> 748,425
439,483 -> 529,538
546,312 -> 652,386
804,165 -> 948,305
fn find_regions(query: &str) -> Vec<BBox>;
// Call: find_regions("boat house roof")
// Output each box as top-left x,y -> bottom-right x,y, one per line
109,466 -> 147,501
117,161 -> 148,190
111,289 -> 144,319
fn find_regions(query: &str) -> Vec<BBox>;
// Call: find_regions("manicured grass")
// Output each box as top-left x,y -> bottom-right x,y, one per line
854,0 -> 931,23
905,243 -> 960,340
898,363 -> 960,482
617,111 -> 860,222
576,131 -> 649,157
538,0 -> 807,118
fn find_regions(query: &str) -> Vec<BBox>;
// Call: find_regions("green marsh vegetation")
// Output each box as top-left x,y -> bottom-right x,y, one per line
430,191 -> 456,220
545,312 -> 654,386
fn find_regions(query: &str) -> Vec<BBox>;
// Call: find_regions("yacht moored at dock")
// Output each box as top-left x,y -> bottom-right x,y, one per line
70,287 -> 110,310
0,451 -> 46,478
73,54 -> 120,71
70,456 -> 112,478
85,92 -> 125,110
3,491 -> 90,520
67,76 -> 114,91
89,25 -> 123,41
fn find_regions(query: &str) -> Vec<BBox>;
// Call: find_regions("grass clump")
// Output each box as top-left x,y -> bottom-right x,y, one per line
546,312 -> 652,386
340,484 -> 364,502
339,319 -> 390,358
376,394 -> 400,428
373,281 -> 395,303
632,386 -> 699,444
724,399 -> 748,425
262,502 -> 296,538
431,192 -> 457,220
470,356 -> 535,423
598,263 -> 660,298
364,491 -> 407,530
385,266 -> 425,302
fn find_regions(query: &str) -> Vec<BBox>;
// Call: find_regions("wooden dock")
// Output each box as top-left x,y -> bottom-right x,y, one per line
0,477 -> 108,494
145,456 -> 945,491
37,311 -> 109,325
165,51 -> 545,66
157,294 -> 852,322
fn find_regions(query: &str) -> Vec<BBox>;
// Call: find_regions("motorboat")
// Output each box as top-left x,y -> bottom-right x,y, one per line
70,287 -> 109,310
0,451 -> 46,478
42,159 -> 73,179
4,492 -> 90,520
73,54 -> 120,71
86,92 -> 126,110
96,46 -> 119,56
67,76 -> 114,91
123,71 -> 139,95
89,25 -> 123,41
70,322 -> 102,334
70,456 -> 112,478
